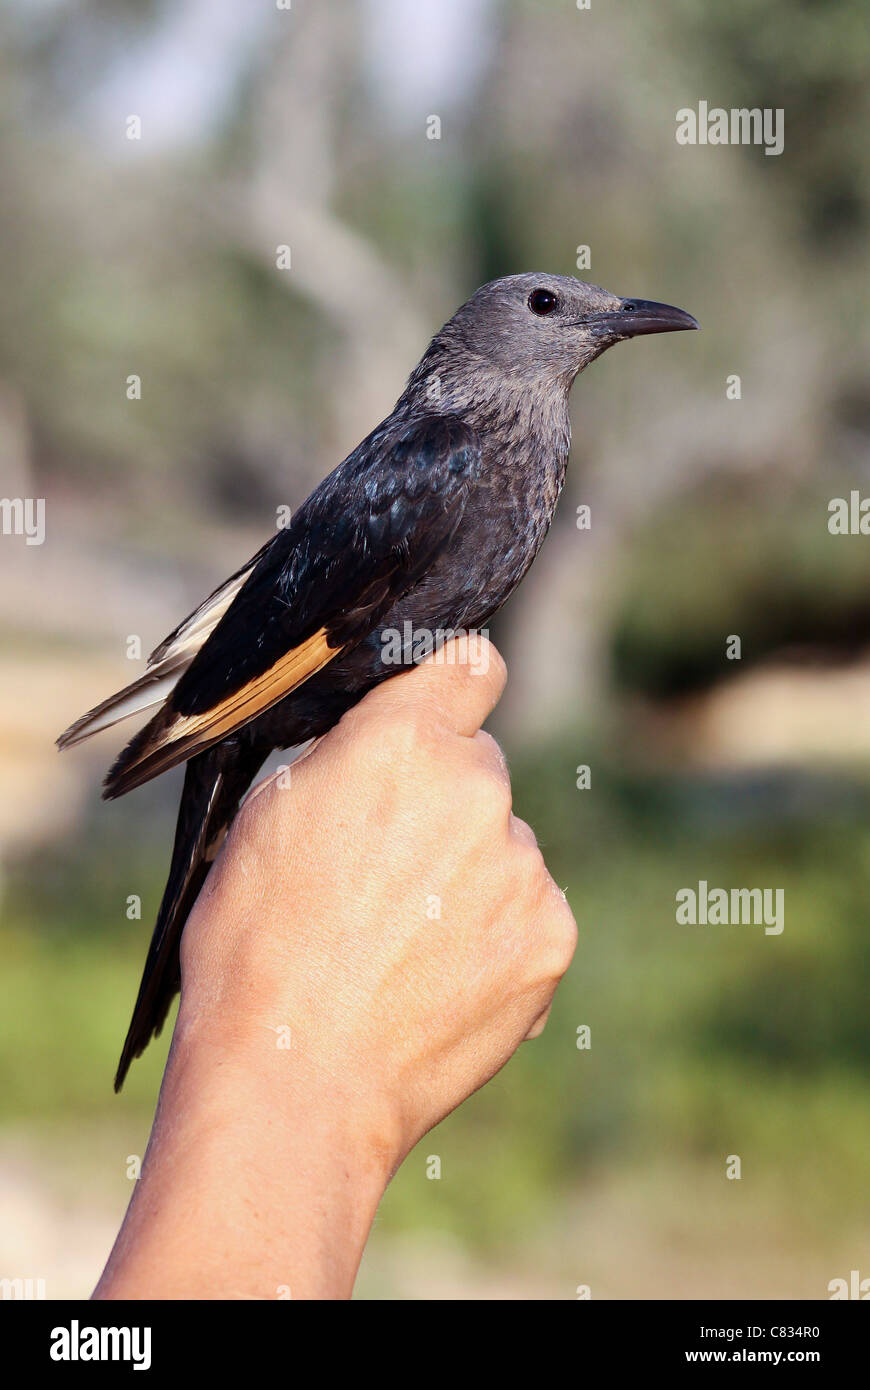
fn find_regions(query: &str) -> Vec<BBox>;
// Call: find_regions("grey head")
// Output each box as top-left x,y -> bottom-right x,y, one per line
448,272 -> 697,382
405,272 -> 698,415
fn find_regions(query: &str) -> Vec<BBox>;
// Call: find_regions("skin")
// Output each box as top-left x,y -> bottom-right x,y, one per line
94,637 -> 577,1300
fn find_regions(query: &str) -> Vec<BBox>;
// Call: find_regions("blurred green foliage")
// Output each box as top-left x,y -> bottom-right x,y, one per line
612,485 -> 870,696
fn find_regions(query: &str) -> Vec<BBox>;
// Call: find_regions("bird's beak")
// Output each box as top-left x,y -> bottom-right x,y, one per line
586,298 -> 700,339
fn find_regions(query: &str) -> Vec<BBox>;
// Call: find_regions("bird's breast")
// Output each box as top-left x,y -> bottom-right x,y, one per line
420,433 -> 569,628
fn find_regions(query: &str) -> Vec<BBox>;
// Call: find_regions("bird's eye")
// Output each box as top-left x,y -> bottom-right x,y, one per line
528,288 -> 558,316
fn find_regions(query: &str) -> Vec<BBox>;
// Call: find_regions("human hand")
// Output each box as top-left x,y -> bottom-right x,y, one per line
95,637 -> 577,1299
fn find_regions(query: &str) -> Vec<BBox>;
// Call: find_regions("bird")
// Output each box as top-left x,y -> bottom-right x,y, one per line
57,273 -> 698,1089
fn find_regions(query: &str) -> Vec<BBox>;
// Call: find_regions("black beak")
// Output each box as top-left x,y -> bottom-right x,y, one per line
589,298 -> 700,339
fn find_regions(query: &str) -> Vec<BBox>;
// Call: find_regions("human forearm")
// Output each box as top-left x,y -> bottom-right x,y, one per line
95,1011 -> 396,1300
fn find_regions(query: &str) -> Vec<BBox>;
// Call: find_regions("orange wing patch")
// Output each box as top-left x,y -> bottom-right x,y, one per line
112,628 -> 340,789
166,628 -> 338,750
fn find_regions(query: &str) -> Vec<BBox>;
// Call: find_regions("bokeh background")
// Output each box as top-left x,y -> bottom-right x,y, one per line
1,0 -> 869,1299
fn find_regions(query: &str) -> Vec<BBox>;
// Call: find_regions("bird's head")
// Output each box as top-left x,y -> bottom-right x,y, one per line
440,272 -> 699,391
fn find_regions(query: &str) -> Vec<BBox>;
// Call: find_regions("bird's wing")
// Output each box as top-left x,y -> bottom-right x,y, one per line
102,414 -> 481,797
56,545 -> 274,750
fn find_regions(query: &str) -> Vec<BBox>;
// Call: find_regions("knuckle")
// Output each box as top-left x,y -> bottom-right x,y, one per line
509,813 -> 538,850
384,708 -> 434,760
344,705 -> 427,770
473,729 -> 510,780
473,728 -> 500,757
544,904 -> 578,978
514,831 -> 547,879
481,640 -> 507,689
334,704 -> 372,759
466,763 -> 513,823
518,859 -> 577,979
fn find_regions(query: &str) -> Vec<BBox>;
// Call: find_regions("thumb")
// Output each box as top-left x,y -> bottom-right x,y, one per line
356,633 -> 507,738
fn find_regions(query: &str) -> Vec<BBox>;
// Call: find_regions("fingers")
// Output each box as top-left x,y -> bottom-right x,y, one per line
508,811 -> 538,849
524,1003 -> 552,1040
471,728 -> 510,782
247,642 -> 509,827
355,634 -> 506,738
523,892 -> 577,1041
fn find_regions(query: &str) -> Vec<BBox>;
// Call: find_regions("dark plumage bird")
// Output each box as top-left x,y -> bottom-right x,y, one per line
57,273 -> 698,1089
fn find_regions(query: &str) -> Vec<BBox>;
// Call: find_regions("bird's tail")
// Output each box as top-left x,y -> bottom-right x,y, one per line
114,741 -> 264,1091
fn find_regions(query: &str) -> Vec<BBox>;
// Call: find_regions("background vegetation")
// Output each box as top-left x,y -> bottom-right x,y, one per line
1,0 -> 868,1298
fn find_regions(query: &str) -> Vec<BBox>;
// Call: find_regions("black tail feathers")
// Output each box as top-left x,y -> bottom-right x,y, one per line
114,743 -> 264,1090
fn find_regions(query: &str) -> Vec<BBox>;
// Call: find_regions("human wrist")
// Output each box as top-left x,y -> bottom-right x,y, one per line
97,1004 -> 399,1299
170,989 -> 406,1180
